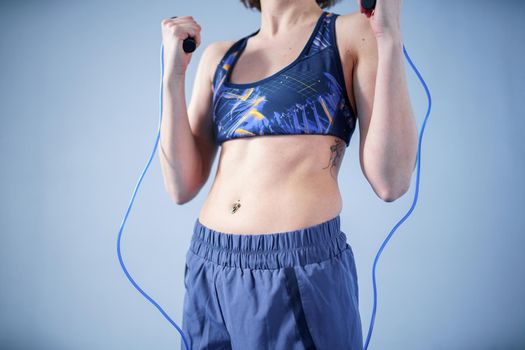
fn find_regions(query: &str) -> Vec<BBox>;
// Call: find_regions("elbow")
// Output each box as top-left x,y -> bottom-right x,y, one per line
167,188 -> 198,205
172,194 -> 190,205
378,182 -> 410,203
165,187 -> 185,205
378,188 -> 404,202
163,159 -> 210,204
376,165 -> 414,202
162,170 -> 204,205
165,180 -> 203,205
164,185 -> 192,205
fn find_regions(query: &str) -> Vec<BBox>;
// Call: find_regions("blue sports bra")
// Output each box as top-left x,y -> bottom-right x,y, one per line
211,11 -> 357,147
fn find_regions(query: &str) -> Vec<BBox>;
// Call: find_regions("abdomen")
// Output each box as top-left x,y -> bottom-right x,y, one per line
198,134 -> 347,235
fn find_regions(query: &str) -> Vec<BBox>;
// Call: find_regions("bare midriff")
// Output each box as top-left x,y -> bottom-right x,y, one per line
198,134 -> 347,235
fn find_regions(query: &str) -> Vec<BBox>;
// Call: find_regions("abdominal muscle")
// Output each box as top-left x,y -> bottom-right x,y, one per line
198,134 -> 347,235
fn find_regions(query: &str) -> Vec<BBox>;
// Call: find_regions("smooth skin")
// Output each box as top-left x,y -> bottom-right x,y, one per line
159,0 -> 417,234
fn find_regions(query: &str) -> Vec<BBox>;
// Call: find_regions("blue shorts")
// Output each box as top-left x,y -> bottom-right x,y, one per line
181,214 -> 363,350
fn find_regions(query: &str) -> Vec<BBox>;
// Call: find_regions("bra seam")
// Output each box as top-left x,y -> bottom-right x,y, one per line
216,132 -> 350,148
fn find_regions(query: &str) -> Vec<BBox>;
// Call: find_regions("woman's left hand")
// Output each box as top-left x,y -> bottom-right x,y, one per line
358,0 -> 403,39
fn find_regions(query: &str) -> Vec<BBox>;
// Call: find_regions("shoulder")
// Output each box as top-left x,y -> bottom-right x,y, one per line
200,40 -> 237,83
203,40 -> 237,61
333,11 -> 377,64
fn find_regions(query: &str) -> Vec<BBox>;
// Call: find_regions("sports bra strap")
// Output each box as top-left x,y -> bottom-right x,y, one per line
212,11 -> 336,94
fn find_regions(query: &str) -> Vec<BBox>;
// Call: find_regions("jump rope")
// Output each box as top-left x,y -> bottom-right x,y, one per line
116,1 -> 432,349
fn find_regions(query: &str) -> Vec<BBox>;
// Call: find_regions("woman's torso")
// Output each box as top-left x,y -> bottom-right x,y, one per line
198,11 -> 358,235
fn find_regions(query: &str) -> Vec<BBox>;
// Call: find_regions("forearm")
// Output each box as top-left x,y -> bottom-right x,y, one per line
363,34 -> 418,200
159,73 -> 203,203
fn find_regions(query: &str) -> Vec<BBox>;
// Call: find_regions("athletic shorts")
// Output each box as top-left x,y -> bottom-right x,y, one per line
181,214 -> 363,350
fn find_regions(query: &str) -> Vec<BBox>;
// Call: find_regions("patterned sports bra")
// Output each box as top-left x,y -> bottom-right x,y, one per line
211,11 -> 357,147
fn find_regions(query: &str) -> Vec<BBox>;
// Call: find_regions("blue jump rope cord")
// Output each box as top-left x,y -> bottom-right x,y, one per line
116,41 -> 431,350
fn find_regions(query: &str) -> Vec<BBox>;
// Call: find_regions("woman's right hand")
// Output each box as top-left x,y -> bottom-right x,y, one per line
161,15 -> 202,76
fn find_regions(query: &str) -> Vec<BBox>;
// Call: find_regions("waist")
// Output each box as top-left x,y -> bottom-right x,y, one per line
199,178 -> 343,235
189,214 -> 350,269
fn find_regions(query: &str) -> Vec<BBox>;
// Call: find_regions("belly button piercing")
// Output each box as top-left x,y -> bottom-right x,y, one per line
231,199 -> 241,214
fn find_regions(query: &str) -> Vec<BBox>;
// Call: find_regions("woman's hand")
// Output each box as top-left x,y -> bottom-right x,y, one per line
358,0 -> 403,40
160,16 -> 202,76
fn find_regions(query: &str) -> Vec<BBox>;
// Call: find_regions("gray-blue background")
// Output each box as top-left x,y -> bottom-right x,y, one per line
1,0 -> 524,349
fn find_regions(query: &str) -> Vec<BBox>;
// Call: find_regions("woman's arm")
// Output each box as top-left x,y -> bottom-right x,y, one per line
159,42 -> 220,204
352,12 -> 418,202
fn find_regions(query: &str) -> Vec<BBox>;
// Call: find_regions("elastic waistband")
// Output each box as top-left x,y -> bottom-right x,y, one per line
189,215 -> 349,270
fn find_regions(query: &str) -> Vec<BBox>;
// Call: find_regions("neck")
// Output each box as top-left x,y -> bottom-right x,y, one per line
258,0 -> 323,38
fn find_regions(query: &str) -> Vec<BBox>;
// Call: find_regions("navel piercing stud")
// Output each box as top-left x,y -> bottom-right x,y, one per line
231,199 -> 241,214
